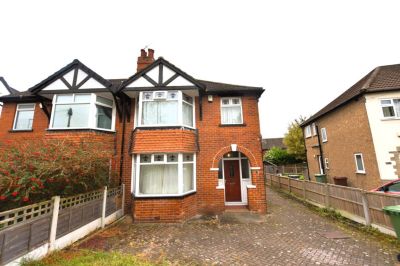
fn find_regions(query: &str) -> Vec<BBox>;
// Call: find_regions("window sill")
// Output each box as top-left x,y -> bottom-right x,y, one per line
219,123 -> 247,127
135,126 -> 195,131
133,191 -> 196,199
381,117 -> 400,121
46,128 -> 116,134
8,129 -> 33,133
356,171 -> 366,175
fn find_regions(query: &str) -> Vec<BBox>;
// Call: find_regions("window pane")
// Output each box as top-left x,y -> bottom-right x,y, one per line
167,154 -> 178,162
96,96 -> 113,106
388,182 -> 400,192
74,94 -> 91,103
159,101 -> 178,124
183,154 -> 194,162
182,93 -> 193,103
222,99 -> 230,105
356,155 -> 364,171
183,102 -> 193,127
394,99 -> 400,117
382,106 -> 395,117
56,94 -> 73,103
183,163 -> 194,192
143,92 -> 153,100
14,110 -> 34,130
381,100 -> 391,105
96,105 -> 112,129
140,154 -> 151,163
168,91 -> 179,100
232,98 -> 240,105
52,104 -> 90,128
154,154 -> 165,162
17,103 -> 35,110
139,164 -> 178,194
218,160 -> 223,179
241,159 -> 250,179
221,106 -> 242,124
142,101 -> 158,125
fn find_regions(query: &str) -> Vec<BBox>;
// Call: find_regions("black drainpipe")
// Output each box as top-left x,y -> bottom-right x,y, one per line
302,130 -> 311,180
119,98 -> 127,185
315,124 -> 325,175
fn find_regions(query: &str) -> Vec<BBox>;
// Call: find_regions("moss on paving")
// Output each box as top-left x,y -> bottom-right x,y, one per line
21,249 -> 164,266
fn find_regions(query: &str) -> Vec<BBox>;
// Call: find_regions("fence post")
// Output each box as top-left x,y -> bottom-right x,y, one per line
101,186 -> 107,229
288,177 -> 291,193
278,175 -> 281,189
121,184 -> 125,215
49,196 -> 60,252
302,180 -> 306,199
361,192 -> 371,226
294,164 -> 298,174
325,184 -> 330,208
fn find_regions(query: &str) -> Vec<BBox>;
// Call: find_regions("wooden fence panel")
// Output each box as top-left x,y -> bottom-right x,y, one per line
280,177 -> 289,191
304,181 -> 325,205
289,179 -> 304,198
329,185 -> 364,218
366,193 -> 400,230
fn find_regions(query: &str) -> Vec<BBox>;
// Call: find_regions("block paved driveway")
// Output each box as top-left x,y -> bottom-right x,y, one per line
79,188 -> 398,265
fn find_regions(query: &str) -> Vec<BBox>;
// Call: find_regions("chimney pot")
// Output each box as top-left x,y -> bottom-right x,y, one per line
148,49 -> 154,59
140,49 -> 146,57
137,48 -> 155,72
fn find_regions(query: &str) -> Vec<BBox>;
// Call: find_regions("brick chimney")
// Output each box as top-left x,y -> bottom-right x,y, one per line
137,48 -> 155,72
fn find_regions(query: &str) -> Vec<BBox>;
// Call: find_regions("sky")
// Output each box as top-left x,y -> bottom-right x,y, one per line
1,0 -> 400,137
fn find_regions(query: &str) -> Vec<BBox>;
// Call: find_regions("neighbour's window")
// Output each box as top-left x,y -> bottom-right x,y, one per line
304,125 -> 311,138
140,91 -> 194,127
311,123 -> 317,136
324,158 -> 329,169
13,103 -> 35,130
321,128 -> 327,142
221,97 -> 243,124
137,153 -> 195,196
354,153 -> 365,173
381,99 -> 400,118
51,94 -> 114,130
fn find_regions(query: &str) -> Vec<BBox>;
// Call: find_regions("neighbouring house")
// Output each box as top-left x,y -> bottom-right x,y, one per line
0,77 -> 19,117
301,64 -> 400,190
261,137 -> 286,154
0,49 -> 267,221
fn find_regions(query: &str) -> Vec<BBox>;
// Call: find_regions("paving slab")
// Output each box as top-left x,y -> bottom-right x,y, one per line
78,187 -> 399,265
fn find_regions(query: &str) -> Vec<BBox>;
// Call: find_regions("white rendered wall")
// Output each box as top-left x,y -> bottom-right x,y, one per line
365,92 -> 400,180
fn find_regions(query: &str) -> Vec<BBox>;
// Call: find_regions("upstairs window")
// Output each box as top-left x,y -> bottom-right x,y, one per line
354,153 -> 365,174
13,103 -> 35,130
311,123 -> 317,136
381,99 -> 400,118
321,127 -> 327,142
304,125 -> 311,138
221,97 -> 243,124
139,91 -> 194,128
51,93 -> 115,131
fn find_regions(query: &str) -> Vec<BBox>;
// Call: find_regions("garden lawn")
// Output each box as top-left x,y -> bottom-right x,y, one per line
21,249 -> 161,266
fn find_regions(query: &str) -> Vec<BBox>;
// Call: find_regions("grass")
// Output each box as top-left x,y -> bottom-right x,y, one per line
21,249 -> 162,266
271,185 -> 400,248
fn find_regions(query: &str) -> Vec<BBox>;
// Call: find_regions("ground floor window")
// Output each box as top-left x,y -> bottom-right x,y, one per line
135,153 -> 196,197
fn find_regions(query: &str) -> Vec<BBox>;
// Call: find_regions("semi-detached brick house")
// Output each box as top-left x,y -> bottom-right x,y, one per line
301,64 -> 400,190
0,49 -> 267,222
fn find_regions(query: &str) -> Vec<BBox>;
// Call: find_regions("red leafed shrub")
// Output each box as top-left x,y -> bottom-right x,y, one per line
0,139 -> 118,211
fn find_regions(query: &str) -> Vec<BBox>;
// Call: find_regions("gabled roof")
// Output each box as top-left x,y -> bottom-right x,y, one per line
0,77 -> 19,94
302,64 -> 400,126
118,57 -> 206,92
29,59 -> 112,94
262,138 -> 286,150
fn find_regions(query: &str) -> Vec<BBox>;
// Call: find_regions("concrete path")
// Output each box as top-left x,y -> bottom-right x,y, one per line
78,188 -> 399,265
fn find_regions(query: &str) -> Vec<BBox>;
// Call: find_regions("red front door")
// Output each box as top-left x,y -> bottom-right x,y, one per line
224,160 -> 242,202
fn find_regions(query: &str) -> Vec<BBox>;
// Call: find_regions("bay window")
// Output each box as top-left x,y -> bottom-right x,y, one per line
139,91 -> 194,128
50,93 -> 115,131
136,153 -> 196,197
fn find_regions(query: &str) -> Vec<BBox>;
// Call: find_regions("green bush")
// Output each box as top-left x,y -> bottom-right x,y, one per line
0,139 -> 118,211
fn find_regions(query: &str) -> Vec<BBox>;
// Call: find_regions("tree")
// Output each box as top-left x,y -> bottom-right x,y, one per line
283,116 -> 307,162
263,146 -> 297,165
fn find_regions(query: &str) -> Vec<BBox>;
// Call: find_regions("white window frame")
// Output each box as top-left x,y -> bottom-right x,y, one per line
311,123 -> 317,136
381,98 -> 400,119
13,103 -> 35,130
220,97 -> 244,125
321,127 -> 327,142
354,153 -> 366,174
134,153 -> 196,197
137,91 -> 195,128
304,125 -> 311,138
324,158 -> 329,169
49,93 -> 116,131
